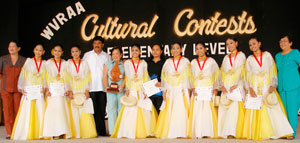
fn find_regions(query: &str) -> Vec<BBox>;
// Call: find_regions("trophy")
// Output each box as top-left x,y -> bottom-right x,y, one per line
107,63 -> 123,93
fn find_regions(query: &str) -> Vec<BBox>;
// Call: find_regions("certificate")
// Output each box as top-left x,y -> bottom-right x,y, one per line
142,78 -> 161,97
49,83 -> 65,96
24,85 -> 42,100
227,87 -> 243,101
83,98 -> 94,114
244,94 -> 263,110
195,86 -> 213,101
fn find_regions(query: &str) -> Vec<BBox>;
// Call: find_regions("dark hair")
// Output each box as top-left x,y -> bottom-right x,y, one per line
226,37 -> 238,42
111,46 -> 123,55
34,43 -> 45,50
171,41 -> 182,47
92,36 -> 104,44
150,44 -> 165,60
53,44 -> 63,51
71,45 -> 81,51
9,40 -> 21,47
131,43 -> 141,50
279,33 -> 293,43
195,41 -> 205,47
249,36 -> 261,43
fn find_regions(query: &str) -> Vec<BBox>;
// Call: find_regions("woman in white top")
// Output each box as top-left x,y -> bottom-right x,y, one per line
111,44 -> 157,139
11,44 -> 46,140
188,42 -> 219,139
218,37 -> 246,139
155,42 -> 191,139
65,45 -> 97,138
42,45 -> 72,139
242,37 -> 293,140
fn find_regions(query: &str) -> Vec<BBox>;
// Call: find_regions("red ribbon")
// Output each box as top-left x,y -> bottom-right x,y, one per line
72,59 -> 81,73
33,57 -> 42,73
173,56 -> 182,72
229,51 -> 238,67
197,57 -> 208,71
53,58 -> 62,74
253,51 -> 263,67
131,59 -> 140,74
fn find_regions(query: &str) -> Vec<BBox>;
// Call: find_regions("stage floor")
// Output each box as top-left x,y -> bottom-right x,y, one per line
1,117 -> 300,143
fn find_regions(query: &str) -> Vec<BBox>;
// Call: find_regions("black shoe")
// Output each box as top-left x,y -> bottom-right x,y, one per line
6,136 -> 10,140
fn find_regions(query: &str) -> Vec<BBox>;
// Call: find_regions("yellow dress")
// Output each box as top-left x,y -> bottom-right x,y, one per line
188,57 -> 219,138
65,59 -> 97,138
155,57 -> 191,139
242,51 -> 293,140
41,59 -> 73,138
218,51 -> 246,138
11,58 -> 46,140
111,60 -> 157,139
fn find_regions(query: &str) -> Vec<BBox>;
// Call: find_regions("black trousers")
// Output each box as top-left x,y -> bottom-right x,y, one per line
90,91 -> 107,136
150,95 -> 163,114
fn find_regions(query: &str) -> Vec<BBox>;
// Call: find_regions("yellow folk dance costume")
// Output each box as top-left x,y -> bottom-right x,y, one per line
65,59 -> 97,138
155,56 -> 191,139
111,59 -> 157,139
41,59 -> 73,138
188,57 -> 219,138
11,58 -> 46,140
218,51 -> 246,138
242,51 -> 293,140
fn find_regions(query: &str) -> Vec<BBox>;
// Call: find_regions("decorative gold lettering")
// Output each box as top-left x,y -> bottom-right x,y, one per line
174,8 -> 257,37
81,14 -> 159,41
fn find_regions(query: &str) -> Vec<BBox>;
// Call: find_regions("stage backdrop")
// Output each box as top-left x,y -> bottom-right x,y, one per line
1,0 -> 299,66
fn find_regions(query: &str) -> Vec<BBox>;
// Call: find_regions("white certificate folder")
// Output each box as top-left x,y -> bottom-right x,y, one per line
142,78 -> 161,97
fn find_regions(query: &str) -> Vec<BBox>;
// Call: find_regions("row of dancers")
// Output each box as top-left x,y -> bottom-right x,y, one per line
111,37 -> 295,140
2,35 -> 298,140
